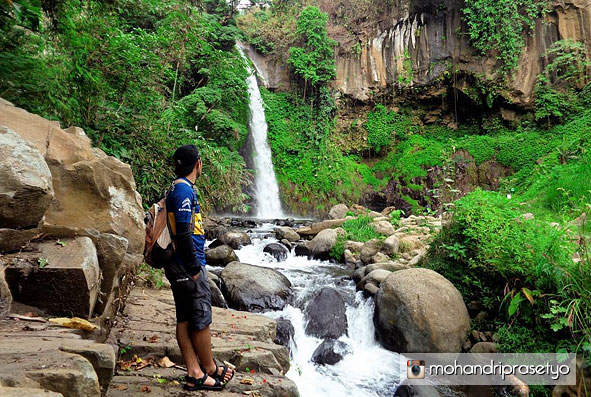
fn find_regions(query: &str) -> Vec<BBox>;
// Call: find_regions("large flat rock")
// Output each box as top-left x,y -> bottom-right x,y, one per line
109,287 -> 296,396
3,237 -> 101,318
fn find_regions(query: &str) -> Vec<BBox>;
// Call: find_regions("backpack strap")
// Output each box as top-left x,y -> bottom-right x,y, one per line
171,178 -> 196,236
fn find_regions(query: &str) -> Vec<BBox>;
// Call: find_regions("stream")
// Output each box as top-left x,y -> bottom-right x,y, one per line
209,223 -> 401,397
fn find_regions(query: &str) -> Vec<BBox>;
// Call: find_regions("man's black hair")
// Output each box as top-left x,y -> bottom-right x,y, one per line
173,144 -> 201,177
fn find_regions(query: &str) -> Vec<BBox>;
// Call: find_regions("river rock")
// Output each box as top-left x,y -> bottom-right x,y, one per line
371,220 -> 395,236
208,239 -> 225,249
220,231 -> 251,249
353,267 -> 366,283
221,262 -> 291,312
381,235 -> 400,256
205,244 -> 238,266
308,228 -> 345,258
470,342 -> 497,353
371,252 -> 390,264
274,317 -> 295,348
0,127 -> 54,228
3,237 -> 100,318
328,204 -> 349,219
363,283 -> 379,296
343,249 -> 358,266
294,241 -> 311,257
280,239 -> 292,250
209,278 -> 227,308
374,268 -> 470,353
263,243 -> 289,262
398,235 -> 425,253
296,219 -> 347,236
357,269 -> 391,291
311,339 -> 351,365
304,287 -> 348,339
206,225 -> 228,242
274,226 -> 300,242
345,240 -> 364,253
394,384 -> 441,397
360,239 -> 383,264
365,262 -> 410,275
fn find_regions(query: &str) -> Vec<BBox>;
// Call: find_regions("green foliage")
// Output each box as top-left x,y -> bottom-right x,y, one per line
0,0 -> 252,210
535,40 -> 590,124
137,263 -> 165,289
462,0 -> 548,72
426,189 -> 591,354
364,104 -> 401,153
288,6 -> 337,90
329,234 -> 346,260
342,214 -> 383,243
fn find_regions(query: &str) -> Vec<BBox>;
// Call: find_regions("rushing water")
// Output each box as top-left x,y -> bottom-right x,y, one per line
229,224 -> 401,397
237,47 -> 285,219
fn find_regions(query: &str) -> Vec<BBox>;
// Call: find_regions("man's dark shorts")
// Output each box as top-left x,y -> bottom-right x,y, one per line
170,267 -> 212,331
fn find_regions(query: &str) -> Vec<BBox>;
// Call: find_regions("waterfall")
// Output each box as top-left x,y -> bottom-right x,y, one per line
237,46 -> 285,219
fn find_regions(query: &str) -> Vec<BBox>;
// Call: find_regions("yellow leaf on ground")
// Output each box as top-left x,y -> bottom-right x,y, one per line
48,317 -> 96,331
157,356 -> 175,368
240,378 -> 254,385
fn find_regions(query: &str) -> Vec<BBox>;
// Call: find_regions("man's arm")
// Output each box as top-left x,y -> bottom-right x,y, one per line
171,186 -> 200,278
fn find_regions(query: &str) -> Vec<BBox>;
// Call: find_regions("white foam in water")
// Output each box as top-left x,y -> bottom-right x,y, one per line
237,47 -> 285,219
232,229 -> 401,397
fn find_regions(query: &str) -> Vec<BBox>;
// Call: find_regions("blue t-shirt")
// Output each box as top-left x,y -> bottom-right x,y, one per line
166,178 -> 206,268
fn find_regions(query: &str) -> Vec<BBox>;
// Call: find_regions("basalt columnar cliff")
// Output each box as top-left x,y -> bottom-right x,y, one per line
244,0 -> 591,107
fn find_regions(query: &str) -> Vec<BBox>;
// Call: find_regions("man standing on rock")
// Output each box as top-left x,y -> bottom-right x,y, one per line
165,144 -> 234,391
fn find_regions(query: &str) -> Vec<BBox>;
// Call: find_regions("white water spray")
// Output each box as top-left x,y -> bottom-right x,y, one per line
237,46 -> 285,219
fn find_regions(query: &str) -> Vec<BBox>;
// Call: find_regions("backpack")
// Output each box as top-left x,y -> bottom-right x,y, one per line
143,179 -> 194,269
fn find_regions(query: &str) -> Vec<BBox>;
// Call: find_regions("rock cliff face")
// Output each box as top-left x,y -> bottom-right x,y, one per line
0,98 -> 144,325
248,0 -> 591,107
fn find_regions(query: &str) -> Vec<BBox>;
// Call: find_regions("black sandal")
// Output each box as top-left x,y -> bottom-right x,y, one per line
202,362 -> 235,384
183,373 -> 224,391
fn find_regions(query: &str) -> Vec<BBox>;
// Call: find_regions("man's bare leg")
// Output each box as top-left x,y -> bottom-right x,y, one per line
176,322 -> 216,386
191,325 -> 234,382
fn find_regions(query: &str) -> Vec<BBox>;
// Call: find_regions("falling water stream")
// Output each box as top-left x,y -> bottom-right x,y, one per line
237,46 -> 285,219
230,226 -> 401,397
231,46 -> 402,396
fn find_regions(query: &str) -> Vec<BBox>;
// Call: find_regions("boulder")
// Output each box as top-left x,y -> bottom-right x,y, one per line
370,220 -> 395,236
0,228 -> 40,252
294,242 -> 311,257
371,252 -> 390,263
263,243 -> 289,262
353,267 -> 366,284
360,239 -> 383,264
3,237 -> 101,318
304,288 -> 348,339
308,228 -> 345,258
311,339 -> 351,365
357,269 -> 391,291
221,262 -> 291,312
343,249 -> 358,266
0,387 -> 64,397
363,283 -> 379,296
274,317 -> 295,348
374,268 -> 470,353
208,239 -> 225,249
365,262 -> 410,275
398,235 -> 425,253
208,278 -> 228,308
470,342 -> 497,353
381,235 -> 400,256
345,240 -> 364,253
0,263 -> 11,317
394,384 -> 441,397
220,231 -> 251,249
206,225 -> 228,242
296,219 -> 347,236
328,204 -> 349,219
274,226 -> 300,242
280,239 -> 292,250
0,127 -> 53,228
205,244 -> 238,266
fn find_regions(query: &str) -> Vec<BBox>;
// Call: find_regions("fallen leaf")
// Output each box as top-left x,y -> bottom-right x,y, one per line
240,378 -> 255,385
156,378 -> 168,384
9,314 -> 46,323
157,356 -> 175,368
48,317 -> 96,331
139,385 -> 152,393
119,360 -> 133,371
112,385 -> 128,391
148,335 -> 159,343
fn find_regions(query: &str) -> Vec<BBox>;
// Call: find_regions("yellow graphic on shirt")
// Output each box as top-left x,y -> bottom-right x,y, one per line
194,212 -> 204,235
168,211 -> 204,236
